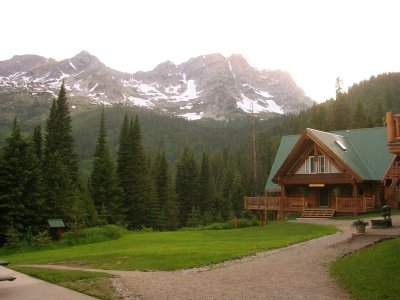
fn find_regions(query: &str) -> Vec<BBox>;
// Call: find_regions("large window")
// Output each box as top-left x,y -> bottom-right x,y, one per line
319,156 -> 326,173
305,156 -> 330,174
308,156 -> 316,173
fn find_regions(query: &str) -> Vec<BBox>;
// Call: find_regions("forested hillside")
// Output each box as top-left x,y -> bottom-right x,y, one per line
1,73 -> 400,245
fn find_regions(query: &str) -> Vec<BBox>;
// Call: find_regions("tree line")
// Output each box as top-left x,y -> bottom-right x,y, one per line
1,72 -> 399,245
0,83 -> 250,245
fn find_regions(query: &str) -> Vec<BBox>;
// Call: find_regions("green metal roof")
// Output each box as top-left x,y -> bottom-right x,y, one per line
48,219 -> 65,228
265,134 -> 300,190
265,127 -> 394,190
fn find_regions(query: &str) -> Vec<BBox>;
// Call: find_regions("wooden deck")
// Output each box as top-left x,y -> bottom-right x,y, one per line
244,196 -> 376,215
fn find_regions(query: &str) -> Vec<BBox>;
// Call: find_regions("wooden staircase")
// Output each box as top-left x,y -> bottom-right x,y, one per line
301,208 -> 335,218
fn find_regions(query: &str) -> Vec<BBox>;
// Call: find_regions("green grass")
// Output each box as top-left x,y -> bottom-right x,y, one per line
333,209 -> 400,220
11,267 -> 120,300
2,222 -> 336,271
331,237 -> 400,300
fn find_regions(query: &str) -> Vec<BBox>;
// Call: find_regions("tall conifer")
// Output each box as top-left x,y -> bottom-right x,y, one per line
175,146 -> 198,226
89,107 -> 123,224
33,125 -> 43,163
127,116 -> 152,228
197,151 -> 212,214
0,119 -> 44,244
43,82 -> 85,226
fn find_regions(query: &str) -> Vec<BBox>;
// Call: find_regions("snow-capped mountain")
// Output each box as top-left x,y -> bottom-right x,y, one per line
0,51 -> 314,120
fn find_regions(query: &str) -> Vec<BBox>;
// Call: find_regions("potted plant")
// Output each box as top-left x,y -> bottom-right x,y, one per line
352,219 -> 368,233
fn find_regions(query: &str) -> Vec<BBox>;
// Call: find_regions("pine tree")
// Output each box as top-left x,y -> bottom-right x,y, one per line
128,116 -> 152,228
43,82 -> 86,226
33,125 -> 43,162
152,151 -> 170,230
310,105 -> 328,131
352,100 -> 369,129
166,178 -> 179,230
187,206 -> 203,227
331,77 -> 350,130
229,171 -> 246,215
89,107 -> 123,224
197,151 -> 213,214
375,102 -> 384,126
117,113 -> 132,224
0,119 -> 44,245
175,146 -> 199,226
117,115 -> 152,229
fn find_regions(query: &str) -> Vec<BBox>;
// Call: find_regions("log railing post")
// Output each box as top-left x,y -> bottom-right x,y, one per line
387,112 -> 395,142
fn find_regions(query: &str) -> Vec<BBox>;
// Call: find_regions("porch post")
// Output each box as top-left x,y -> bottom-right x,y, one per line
362,196 -> 366,212
279,185 -> 285,220
264,209 -> 268,225
353,184 -> 358,215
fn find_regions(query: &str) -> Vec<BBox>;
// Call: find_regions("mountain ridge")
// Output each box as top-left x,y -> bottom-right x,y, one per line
0,51 -> 314,120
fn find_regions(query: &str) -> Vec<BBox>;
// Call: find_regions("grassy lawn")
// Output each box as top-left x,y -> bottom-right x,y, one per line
11,267 -> 121,300
331,237 -> 400,300
2,222 -> 336,271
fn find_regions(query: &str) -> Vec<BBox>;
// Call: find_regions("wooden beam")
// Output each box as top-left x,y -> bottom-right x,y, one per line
387,112 -> 395,142
280,173 -> 354,185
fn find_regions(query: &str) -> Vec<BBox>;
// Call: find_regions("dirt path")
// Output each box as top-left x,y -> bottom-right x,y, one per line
24,216 -> 400,300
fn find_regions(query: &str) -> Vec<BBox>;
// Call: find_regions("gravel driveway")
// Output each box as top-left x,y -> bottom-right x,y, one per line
24,216 -> 400,300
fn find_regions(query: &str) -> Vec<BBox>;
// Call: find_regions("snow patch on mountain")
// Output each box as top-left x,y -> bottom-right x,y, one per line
266,100 -> 284,114
69,61 -> 77,70
0,51 -> 314,120
170,80 -> 201,102
89,83 -> 98,92
179,112 -> 203,120
128,96 -> 155,107
236,93 -> 283,114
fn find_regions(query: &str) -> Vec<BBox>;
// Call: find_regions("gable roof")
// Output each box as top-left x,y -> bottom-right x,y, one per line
265,127 -> 394,190
48,219 -> 65,228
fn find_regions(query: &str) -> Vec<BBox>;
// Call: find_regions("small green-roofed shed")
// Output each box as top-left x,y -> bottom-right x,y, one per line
47,219 -> 65,240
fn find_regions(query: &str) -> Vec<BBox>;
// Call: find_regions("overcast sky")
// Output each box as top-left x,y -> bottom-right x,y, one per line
1,0 -> 399,102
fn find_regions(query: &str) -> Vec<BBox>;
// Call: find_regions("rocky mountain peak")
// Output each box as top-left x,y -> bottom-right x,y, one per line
69,51 -> 102,70
0,54 -> 48,76
0,51 -> 314,120
228,54 -> 251,72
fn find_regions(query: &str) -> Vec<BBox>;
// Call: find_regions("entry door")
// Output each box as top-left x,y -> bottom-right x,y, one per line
319,189 -> 329,207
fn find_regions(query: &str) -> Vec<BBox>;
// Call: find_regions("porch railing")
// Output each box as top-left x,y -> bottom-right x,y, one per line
245,195 -> 376,213
283,197 -> 309,209
335,196 -> 375,212
244,196 -> 280,210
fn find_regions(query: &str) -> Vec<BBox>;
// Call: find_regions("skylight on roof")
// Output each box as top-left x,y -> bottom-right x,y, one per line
335,140 -> 347,151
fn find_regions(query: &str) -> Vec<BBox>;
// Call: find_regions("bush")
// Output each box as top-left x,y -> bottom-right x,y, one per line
285,212 -> 302,220
60,225 -> 126,246
32,231 -> 52,248
181,218 -> 259,231
4,226 -> 22,250
187,207 -> 203,228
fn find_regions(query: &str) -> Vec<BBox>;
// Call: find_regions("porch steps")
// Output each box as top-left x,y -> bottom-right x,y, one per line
301,208 -> 336,218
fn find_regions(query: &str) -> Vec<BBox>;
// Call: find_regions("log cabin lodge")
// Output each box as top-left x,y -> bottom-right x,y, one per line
245,126 -> 400,220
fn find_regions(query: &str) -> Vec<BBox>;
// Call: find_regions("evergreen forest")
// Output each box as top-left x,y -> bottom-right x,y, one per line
1,72 -> 400,246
